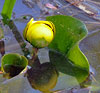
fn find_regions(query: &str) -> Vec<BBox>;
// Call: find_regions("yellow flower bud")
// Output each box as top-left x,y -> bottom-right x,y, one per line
23,18 -> 55,48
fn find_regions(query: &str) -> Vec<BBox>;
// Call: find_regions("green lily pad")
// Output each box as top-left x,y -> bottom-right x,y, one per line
1,53 -> 28,78
46,15 -> 89,83
46,15 -> 88,54
49,50 -> 88,83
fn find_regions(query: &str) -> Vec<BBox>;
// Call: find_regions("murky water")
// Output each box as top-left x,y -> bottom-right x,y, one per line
0,0 -> 100,93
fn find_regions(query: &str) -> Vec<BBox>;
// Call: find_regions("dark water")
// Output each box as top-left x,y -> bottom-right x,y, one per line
4,64 -> 25,77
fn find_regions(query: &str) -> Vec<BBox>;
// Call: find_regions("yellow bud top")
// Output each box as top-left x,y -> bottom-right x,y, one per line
23,18 -> 55,48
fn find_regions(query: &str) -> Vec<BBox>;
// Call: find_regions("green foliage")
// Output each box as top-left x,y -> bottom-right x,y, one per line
49,50 -> 88,83
46,15 -> 89,83
47,15 -> 88,54
1,53 -> 28,78
0,14 -> 90,92
1,0 -> 16,23
67,44 -> 89,71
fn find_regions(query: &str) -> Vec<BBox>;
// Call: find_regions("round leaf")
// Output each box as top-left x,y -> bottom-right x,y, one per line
1,53 -> 28,78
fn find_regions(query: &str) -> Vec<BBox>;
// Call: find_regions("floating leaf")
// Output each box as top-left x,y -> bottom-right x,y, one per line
46,15 -> 88,54
49,50 -> 88,83
67,44 -> 89,71
1,53 -> 28,78
46,15 -> 89,83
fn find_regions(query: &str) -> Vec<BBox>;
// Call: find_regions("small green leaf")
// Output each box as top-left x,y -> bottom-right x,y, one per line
46,15 -> 89,82
1,53 -> 28,78
1,0 -> 16,23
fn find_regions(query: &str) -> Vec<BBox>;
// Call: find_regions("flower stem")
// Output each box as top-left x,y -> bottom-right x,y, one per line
28,48 -> 40,68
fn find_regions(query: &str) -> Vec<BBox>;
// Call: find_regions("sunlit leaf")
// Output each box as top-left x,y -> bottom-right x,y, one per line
67,44 -> 89,71
1,53 -> 28,78
46,15 -> 89,83
47,15 -> 88,54
49,50 -> 88,83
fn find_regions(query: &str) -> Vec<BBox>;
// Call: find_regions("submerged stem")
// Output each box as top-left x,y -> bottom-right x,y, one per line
7,20 -> 30,57
0,40 -> 5,56
28,48 -> 40,68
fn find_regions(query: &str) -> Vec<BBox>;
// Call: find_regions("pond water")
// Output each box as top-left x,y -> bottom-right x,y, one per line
0,0 -> 100,93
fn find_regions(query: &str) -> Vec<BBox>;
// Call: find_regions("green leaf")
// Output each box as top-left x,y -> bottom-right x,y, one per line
1,0 -> 16,23
67,44 -> 89,72
49,50 -> 88,83
46,15 -> 89,82
47,15 -> 88,54
1,53 -> 28,78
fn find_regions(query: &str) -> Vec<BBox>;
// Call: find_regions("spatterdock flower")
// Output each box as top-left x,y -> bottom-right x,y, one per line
23,18 -> 55,48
